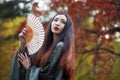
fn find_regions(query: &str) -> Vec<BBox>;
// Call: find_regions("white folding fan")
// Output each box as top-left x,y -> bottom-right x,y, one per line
25,13 -> 44,55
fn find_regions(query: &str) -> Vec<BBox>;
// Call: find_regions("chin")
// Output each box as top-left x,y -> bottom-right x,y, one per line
53,32 -> 59,34
52,30 -> 59,34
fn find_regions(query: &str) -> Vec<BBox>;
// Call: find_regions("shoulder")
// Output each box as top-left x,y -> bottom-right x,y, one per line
56,41 -> 64,48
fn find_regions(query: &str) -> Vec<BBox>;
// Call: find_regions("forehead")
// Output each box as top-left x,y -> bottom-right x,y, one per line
54,15 -> 67,21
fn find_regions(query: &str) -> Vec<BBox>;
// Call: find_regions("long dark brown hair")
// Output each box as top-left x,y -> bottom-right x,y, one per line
33,12 -> 75,80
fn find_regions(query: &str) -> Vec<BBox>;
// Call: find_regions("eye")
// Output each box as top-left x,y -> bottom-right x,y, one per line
61,20 -> 66,24
53,18 -> 58,22
62,21 -> 66,24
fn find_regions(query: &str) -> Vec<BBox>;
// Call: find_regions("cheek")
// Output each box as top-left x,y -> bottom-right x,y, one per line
61,24 -> 65,30
51,22 -> 54,28
51,26 -> 53,31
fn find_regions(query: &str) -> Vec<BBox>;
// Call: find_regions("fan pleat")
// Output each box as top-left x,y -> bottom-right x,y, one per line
26,14 -> 44,55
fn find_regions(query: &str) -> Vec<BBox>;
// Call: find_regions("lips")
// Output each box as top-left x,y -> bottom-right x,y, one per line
54,27 -> 59,31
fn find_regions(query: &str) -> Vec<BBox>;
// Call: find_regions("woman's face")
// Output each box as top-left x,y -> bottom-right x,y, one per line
51,14 -> 67,34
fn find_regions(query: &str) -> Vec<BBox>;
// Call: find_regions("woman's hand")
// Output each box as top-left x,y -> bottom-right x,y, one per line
18,28 -> 27,51
18,52 -> 31,69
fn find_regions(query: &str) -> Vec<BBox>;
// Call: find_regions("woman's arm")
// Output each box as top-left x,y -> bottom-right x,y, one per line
44,42 -> 65,73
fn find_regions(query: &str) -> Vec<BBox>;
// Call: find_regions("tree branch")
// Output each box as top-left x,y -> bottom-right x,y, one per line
107,27 -> 120,34
99,48 -> 120,56
80,47 -> 120,57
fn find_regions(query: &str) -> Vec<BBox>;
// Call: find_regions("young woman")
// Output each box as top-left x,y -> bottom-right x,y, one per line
9,12 -> 75,80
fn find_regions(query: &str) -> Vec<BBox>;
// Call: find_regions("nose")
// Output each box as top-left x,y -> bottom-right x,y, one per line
55,20 -> 60,26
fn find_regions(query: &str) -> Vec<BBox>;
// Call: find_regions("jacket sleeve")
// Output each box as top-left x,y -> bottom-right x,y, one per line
9,47 -> 29,80
54,67 -> 63,80
9,51 -> 19,80
26,42 -> 64,80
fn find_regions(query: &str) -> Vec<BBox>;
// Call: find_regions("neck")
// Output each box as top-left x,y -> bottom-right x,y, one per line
53,34 -> 59,43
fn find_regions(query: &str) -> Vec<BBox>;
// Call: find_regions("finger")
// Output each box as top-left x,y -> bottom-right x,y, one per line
18,32 -> 26,40
18,53 -> 25,61
21,28 -> 26,31
20,34 -> 26,42
22,30 -> 27,35
18,57 -> 23,64
18,33 -> 26,41
25,52 -> 28,59
20,32 -> 27,38
19,28 -> 27,37
20,53 -> 26,59
18,32 -> 23,37
22,28 -> 28,33
21,32 -> 27,41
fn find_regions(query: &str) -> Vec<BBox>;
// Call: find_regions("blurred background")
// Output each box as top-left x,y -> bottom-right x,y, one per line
0,0 -> 120,80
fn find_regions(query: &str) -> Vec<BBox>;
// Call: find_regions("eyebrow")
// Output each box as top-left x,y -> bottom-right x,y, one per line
54,17 -> 67,22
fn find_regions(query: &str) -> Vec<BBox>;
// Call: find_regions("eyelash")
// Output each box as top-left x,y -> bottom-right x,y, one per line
54,19 -> 58,21
53,19 -> 66,24
62,21 -> 66,24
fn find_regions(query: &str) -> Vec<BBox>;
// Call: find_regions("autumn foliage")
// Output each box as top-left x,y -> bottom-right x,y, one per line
1,0 -> 120,80
15,0 -> 120,80
49,0 -> 120,80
